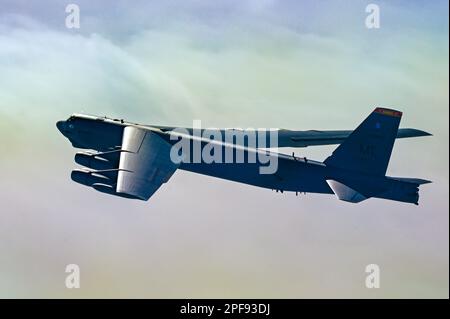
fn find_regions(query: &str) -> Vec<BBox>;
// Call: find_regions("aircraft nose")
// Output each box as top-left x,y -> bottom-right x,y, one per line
56,120 -> 67,134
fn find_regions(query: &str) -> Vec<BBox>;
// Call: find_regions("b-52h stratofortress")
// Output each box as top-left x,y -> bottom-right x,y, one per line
57,107 -> 431,205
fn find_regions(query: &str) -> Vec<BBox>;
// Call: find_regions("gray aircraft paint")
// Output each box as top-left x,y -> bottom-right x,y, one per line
57,108 -> 431,205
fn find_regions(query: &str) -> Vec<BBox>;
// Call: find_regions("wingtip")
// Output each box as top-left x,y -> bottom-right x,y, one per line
410,128 -> 433,137
398,128 -> 433,138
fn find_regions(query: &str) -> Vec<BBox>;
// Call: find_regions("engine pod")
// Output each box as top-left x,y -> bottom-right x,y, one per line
75,152 -> 115,170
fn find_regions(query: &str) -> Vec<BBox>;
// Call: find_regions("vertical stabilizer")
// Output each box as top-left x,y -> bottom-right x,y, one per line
324,108 -> 402,176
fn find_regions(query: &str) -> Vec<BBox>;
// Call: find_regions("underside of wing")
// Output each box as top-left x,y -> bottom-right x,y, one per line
71,126 -> 179,200
116,126 -> 179,200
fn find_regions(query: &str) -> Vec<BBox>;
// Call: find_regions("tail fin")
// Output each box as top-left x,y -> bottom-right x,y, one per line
324,108 -> 402,176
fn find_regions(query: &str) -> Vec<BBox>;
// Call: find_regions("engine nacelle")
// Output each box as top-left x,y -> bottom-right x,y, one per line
75,152 -> 115,170
92,183 -> 141,200
71,169 -> 113,187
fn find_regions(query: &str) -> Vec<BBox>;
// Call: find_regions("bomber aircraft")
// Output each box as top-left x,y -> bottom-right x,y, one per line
57,107 -> 431,205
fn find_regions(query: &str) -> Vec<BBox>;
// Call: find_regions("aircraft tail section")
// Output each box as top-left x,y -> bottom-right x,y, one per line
326,179 -> 368,203
376,177 -> 431,205
326,176 -> 431,205
324,107 -> 402,176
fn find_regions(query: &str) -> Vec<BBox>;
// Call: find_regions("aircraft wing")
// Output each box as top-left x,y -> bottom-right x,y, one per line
276,128 -> 431,147
116,126 -> 179,200
85,126 -> 179,200
152,126 -> 431,148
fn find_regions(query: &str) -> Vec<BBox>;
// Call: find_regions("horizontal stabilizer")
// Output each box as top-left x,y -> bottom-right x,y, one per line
376,176 -> 431,205
387,177 -> 432,185
326,179 -> 368,203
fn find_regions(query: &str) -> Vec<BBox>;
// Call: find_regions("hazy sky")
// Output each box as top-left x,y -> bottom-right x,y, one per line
0,0 -> 448,298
